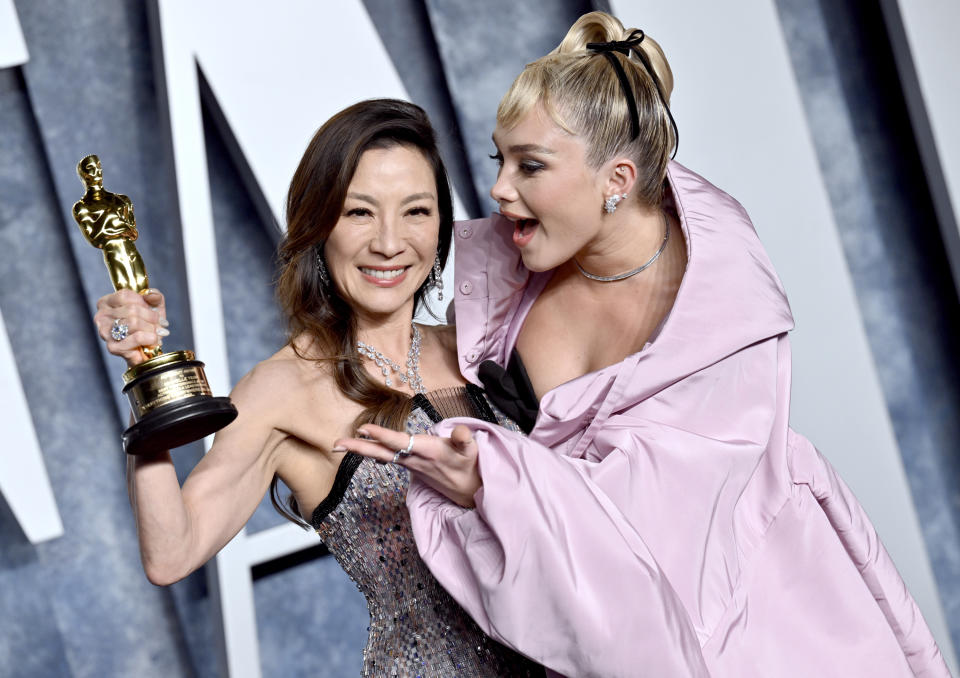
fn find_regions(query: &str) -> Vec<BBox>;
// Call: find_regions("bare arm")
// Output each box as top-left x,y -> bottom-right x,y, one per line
96,289 -> 288,585
124,372 -> 284,585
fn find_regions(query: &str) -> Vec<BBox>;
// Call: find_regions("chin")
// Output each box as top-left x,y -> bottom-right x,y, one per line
355,303 -> 410,320
519,247 -> 564,273
355,287 -> 421,316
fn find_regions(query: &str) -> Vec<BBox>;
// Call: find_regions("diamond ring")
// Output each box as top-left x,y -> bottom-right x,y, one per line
110,318 -> 129,342
392,435 -> 416,464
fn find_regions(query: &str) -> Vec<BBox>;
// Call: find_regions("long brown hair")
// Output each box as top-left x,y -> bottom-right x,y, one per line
271,99 -> 454,526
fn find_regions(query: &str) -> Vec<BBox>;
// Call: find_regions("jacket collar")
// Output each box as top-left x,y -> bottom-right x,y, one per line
454,161 -> 794,452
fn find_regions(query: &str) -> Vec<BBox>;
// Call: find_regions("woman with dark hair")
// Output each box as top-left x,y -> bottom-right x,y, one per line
93,98 -> 539,677
337,13 -> 952,678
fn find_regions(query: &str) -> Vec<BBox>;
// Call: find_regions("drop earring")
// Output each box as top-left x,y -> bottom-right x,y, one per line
430,254 -> 443,301
316,248 -> 329,287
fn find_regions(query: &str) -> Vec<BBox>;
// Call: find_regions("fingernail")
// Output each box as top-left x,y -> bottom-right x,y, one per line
331,446 -> 347,453
159,317 -> 169,327
356,428 -> 370,439
157,327 -> 170,337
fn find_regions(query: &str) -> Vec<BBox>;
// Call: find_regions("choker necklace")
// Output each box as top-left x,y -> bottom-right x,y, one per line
575,211 -> 670,282
357,324 -> 425,394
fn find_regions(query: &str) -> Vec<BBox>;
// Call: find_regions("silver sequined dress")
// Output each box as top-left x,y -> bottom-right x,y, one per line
312,385 -> 542,678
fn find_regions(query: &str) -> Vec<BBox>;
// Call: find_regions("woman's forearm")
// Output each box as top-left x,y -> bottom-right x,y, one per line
126,452 -> 198,585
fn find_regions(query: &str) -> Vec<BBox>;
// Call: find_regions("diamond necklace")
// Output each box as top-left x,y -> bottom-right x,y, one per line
575,210 -> 670,282
356,323 -> 425,394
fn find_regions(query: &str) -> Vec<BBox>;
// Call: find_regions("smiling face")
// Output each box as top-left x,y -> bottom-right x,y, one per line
490,105 -> 607,272
324,144 -> 439,324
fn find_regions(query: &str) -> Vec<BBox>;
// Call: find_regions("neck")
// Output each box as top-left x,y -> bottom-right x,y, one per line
573,205 -> 666,279
355,308 -> 415,359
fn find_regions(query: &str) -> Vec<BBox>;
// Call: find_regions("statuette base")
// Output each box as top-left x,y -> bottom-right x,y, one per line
122,396 -> 237,456
121,351 -> 237,455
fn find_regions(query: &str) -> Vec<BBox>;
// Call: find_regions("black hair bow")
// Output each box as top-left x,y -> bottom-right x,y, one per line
586,29 -> 678,157
586,29 -> 646,58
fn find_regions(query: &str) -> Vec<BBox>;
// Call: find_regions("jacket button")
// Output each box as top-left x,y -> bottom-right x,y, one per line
458,224 -> 473,239
465,350 -> 481,363
459,281 -> 473,295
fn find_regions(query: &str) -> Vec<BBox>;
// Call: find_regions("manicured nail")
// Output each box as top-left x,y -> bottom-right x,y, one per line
356,428 -> 370,439
331,445 -> 347,453
157,327 -> 170,337
159,317 -> 169,327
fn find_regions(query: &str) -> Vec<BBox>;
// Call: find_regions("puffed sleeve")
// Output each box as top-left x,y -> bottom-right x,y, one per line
406,421 -> 711,678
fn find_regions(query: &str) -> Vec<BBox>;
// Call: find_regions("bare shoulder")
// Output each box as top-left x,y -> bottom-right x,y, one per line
234,344 -> 335,403
233,346 -> 292,396
235,342 -> 358,434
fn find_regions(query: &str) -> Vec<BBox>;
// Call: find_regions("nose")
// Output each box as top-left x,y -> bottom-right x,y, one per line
489,170 -> 517,207
370,215 -> 404,258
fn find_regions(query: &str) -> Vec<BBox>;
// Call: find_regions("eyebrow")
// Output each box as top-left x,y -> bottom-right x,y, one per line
401,192 -> 436,205
346,192 -> 436,207
509,144 -> 555,154
490,135 -> 556,156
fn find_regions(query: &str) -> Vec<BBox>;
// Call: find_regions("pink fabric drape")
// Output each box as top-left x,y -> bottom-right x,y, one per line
407,162 -> 951,677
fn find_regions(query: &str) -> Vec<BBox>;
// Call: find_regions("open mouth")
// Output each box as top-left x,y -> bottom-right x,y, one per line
358,266 -> 411,288
512,218 -> 539,248
359,267 -> 408,280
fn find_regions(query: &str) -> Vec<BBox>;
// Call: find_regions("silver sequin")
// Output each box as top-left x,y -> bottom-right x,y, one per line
315,390 -> 539,678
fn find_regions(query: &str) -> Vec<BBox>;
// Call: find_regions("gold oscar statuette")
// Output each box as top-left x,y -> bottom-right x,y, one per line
73,154 -> 237,455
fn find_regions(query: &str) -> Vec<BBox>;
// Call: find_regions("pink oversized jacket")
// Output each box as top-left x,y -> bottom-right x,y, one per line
407,161 -> 951,677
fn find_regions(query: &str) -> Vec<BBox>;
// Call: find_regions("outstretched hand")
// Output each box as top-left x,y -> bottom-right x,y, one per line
335,423 -> 481,508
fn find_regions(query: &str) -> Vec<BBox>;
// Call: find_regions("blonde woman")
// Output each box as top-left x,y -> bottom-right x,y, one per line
339,13 -> 951,678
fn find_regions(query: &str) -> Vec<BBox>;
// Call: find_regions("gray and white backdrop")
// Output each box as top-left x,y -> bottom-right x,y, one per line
1,1 -> 958,677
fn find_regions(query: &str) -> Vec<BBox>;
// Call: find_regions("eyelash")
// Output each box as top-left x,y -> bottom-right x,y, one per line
488,152 -> 544,175
345,206 -> 432,217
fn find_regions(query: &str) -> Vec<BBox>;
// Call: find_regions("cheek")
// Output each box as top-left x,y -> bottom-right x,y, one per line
323,244 -> 359,287
526,213 -> 592,270
416,221 -> 441,255
325,223 -> 363,258
540,210 -> 581,246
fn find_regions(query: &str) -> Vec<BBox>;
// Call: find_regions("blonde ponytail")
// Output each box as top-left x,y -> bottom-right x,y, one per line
498,11 -> 677,207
